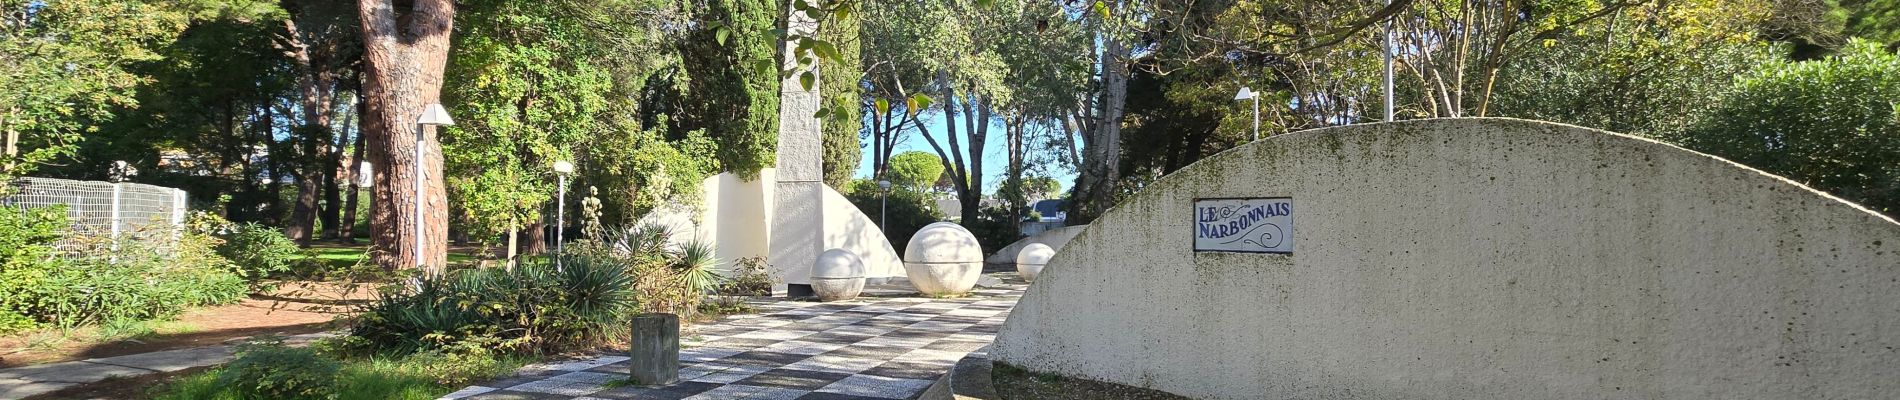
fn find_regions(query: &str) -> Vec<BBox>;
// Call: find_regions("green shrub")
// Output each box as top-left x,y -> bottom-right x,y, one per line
967,206 -> 1025,255
214,340 -> 342,400
348,253 -> 639,355
581,224 -> 726,318
217,222 -> 303,281
718,256 -> 773,296
842,181 -> 944,254
31,229 -> 248,327
0,206 -> 68,333
1679,40 -> 1900,215
0,207 -> 245,331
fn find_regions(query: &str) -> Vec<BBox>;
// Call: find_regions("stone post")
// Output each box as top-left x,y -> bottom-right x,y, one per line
628,313 -> 679,386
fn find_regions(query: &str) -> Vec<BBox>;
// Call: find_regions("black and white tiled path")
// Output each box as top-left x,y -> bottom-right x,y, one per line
440,277 -> 1025,400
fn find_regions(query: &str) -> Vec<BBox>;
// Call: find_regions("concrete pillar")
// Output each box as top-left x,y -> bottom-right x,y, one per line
628,313 -> 679,386
770,12 -> 824,296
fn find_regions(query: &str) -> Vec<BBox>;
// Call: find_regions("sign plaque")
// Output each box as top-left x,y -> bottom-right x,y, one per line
1193,197 -> 1293,253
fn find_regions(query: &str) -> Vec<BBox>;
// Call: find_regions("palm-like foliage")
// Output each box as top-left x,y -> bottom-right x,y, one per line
348,255 -> 637,355
349,222 -> 730,355
673,239 -> 723,296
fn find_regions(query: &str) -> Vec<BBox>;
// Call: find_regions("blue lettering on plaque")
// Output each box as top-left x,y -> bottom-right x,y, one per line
1193,198 -> 1293,253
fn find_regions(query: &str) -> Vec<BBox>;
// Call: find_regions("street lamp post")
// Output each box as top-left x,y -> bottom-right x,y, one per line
1234,87 -> 1259,140
878,180 -> 892,229
1383,0 -> 1395,121
416,104 -> 454,274
553,160 -> 574,270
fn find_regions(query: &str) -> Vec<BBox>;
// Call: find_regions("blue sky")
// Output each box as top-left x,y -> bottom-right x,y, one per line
849,113 -> 1079,195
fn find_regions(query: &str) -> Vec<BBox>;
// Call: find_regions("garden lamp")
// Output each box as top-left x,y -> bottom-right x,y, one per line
1234,87 -> 1258,141
553,160 -> 574,270
416,103 -> 453,273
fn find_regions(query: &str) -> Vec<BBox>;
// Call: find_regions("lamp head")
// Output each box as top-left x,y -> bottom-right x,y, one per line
553,160 -> 575,174
1234,87 -> 1255,100
418,103 -> 455,126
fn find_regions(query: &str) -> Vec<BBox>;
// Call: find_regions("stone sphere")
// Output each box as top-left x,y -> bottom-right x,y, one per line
812,249 -> 866,301
922,221 -> 972,235
1015,243 -> 1054,281
903,222 -> 983,295
813,249 -> 866,278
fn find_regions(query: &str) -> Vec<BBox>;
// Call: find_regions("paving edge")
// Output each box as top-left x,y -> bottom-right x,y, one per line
919,352 -> 999,400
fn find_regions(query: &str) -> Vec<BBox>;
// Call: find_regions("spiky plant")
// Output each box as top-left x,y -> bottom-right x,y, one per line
673,239 -> 723,296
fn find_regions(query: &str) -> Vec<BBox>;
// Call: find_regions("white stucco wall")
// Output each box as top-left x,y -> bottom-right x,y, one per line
984,225 -> 1087,265
638,171 -> 904,283
820,187 -> 905,281
637,171 -> 773,276
992,118 -> 1900,399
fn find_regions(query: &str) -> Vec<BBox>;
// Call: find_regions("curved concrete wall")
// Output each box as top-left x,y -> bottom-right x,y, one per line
636,171 -> 904,283
820,185 -> 905,280
993,118 -> 1900,399
984,225 -> 1087,265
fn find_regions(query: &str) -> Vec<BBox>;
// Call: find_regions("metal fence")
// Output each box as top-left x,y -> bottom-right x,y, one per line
2,177 -> 189,237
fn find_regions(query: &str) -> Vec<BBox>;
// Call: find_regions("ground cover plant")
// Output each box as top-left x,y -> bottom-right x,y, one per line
151,338 -> 527,400
215,222 -> 306,282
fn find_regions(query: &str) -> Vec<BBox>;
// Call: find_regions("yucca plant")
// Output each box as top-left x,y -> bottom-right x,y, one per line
346,254 -> 637,355
603,223 -> 671,260
348,274 -> 488,355
553,255 -> 639,345
673,239 -> 723,296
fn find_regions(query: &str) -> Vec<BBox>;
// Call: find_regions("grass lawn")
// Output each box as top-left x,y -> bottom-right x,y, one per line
150,347 -> 529,400
303,244 -> 485,271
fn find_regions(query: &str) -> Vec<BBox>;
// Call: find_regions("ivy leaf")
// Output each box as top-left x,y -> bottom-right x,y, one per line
905,93 -> 933,116
715,26 -> 730,46
813,106 -> 831,119
1093,0 -> 1111,21
875,98 -> 891,116
812,41 -> 842,64
799,71 -> 816,91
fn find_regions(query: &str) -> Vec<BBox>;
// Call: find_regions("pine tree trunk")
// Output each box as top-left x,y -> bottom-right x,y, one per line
289,134 -> 322,245
282,19 -> 336,247
320,128 -> 346,240
1071,34 -> 1129,225
341,125 -> 364,242
357,0 -> 456,273
1005,117 -> 1026,219
520,222 -> 547,255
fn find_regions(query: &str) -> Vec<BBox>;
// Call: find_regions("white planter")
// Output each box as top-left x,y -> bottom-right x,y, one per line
1015,243 -> 1054,281
903,222 -> 983,295
812,249 -> 865,301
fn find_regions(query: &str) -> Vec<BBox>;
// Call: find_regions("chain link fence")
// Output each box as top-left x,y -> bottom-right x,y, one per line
3,177 -> 189,238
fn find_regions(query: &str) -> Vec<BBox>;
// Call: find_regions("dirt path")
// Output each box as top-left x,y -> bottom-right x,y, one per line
0,281 -> 370,369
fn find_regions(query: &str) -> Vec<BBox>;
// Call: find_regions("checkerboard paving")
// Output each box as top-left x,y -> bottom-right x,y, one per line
442,277 -> 1026,400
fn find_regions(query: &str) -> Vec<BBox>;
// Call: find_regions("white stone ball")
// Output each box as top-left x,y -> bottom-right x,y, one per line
905,223 -> 982,264
921,221 -> 973,236
813,248 -> 866,279
1015,243 -> 1054,281
903,222 -> 984,295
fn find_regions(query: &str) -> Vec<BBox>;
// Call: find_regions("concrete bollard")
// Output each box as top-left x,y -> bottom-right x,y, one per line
628,313 -> 679,386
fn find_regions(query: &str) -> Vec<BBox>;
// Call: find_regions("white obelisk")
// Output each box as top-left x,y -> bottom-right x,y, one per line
769,12 -> 826,296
